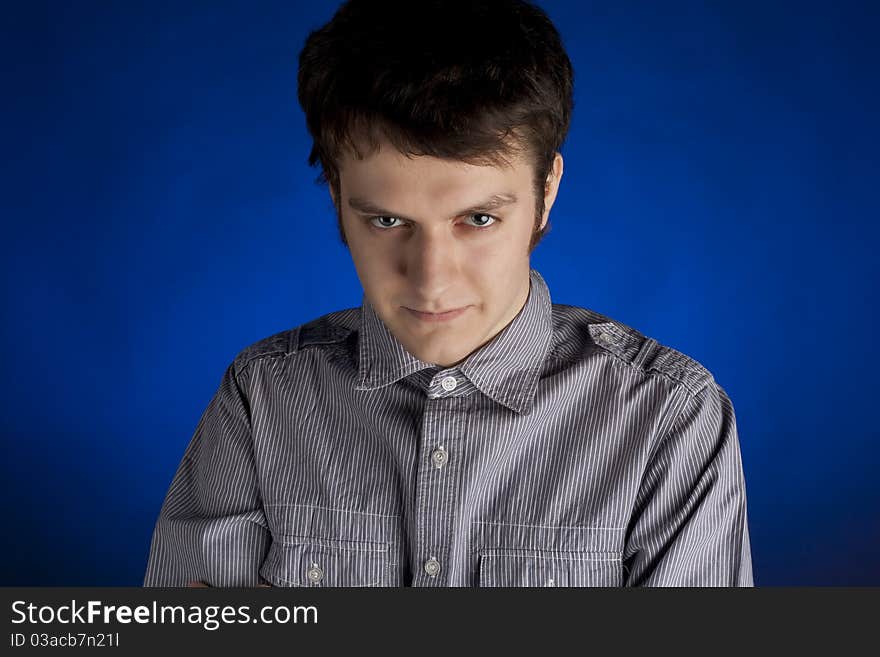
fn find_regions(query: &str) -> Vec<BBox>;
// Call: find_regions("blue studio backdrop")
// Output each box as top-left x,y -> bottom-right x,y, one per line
2,1 -> 878,585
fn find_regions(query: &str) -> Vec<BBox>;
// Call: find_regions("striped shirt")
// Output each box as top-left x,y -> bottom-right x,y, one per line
144,268 -> 753,587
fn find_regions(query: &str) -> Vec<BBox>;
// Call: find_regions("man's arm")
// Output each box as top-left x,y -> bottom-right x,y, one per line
143,360 -> 271,586
622,380 -> 754,586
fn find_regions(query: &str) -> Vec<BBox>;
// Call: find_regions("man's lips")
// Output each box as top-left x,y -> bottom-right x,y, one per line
404,306 -> 471,322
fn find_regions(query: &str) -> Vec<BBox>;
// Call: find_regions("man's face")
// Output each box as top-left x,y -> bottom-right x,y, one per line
333,138 -> 563,368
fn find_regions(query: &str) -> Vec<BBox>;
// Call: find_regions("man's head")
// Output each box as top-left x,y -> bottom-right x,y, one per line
297,0 -> 573,367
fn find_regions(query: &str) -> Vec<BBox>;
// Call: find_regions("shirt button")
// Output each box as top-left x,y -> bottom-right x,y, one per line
440,376 -> 457,391
431,446 -> 448,468
306,563 -> 323,584
424,557 -> 441,577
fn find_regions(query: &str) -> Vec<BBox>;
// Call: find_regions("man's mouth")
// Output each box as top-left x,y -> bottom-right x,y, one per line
404,306 -> 470,322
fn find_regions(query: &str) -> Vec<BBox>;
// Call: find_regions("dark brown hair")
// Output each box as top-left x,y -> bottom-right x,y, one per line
297,0 -> 574,251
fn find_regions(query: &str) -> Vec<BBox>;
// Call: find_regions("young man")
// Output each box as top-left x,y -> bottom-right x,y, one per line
144,0 -> 753,587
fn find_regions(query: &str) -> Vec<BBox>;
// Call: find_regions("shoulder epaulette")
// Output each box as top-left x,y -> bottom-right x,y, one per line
588,320 -> 714,397
230,308 -> 358,376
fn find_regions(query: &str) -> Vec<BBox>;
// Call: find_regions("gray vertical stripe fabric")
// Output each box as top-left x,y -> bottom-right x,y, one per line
144,268 -> 753,587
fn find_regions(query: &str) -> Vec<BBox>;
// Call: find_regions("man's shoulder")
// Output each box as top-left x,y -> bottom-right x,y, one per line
551,303 -> 717,398
230,307 -> 360,376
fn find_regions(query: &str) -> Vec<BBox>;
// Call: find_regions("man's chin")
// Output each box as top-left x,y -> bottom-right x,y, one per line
401,341 -> 470,368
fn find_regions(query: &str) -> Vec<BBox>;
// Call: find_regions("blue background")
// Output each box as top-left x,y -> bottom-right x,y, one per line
2,0 -> 877,585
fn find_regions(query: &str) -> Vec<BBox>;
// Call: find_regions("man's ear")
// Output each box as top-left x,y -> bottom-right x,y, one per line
539,152 -> 564,232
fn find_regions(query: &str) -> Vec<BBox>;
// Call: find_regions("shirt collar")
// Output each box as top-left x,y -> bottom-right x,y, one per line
354,268 -> 554,415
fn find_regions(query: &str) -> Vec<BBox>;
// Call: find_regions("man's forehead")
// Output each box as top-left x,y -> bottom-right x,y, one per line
336,131 -> 528,173
340,152 -> 528,213
347,191 -> 520,221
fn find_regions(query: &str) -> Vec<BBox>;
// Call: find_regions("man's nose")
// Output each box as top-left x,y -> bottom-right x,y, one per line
403,227 -> 460,301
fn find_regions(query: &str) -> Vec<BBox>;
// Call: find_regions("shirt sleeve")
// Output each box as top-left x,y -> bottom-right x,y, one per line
622,380 -> 754,586
143,360 -> 271,586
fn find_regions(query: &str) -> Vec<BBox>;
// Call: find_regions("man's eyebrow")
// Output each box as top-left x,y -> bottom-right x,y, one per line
347,192 -> 519,220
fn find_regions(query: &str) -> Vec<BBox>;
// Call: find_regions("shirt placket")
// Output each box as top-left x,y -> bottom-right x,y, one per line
412,369 -> 466,587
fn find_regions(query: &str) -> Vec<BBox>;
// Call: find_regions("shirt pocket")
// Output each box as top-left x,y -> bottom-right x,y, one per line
477,547 -> 624,587
260,504 -> 401,587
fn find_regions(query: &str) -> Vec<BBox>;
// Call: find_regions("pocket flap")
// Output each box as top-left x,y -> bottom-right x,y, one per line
266,503 -> 400,543
260,503 -> 399,587
260,539 -> 389,587
478,548 -> 623,587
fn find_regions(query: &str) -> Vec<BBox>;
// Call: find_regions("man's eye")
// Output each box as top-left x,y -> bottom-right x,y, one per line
369,216 -> 404,229
466,213 -> 497,229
